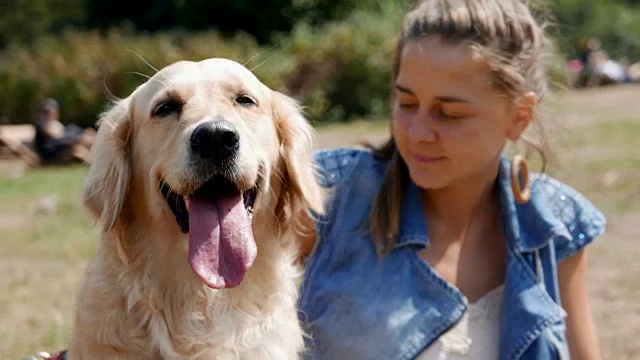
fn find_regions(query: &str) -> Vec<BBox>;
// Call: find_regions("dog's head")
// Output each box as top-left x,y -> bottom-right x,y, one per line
83,58 -> 323,289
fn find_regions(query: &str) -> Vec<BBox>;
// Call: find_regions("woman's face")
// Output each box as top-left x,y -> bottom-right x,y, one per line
392,36 -> 533,190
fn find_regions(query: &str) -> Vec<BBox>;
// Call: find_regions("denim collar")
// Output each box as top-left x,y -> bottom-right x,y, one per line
395,180 -> 430,249
394,156 -> 572,252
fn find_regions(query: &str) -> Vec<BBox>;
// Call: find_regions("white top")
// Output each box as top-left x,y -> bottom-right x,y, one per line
416,285 -> 504,360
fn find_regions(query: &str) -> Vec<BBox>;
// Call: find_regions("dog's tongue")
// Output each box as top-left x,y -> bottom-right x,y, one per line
188,192 -> 256,289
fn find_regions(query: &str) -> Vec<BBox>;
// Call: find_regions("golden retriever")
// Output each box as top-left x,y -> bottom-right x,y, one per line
65,58 -> 324,359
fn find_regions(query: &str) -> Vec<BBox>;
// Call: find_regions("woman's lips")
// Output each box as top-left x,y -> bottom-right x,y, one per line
411,153 -> 446,164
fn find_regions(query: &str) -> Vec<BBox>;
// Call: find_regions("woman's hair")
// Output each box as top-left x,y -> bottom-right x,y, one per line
370,0 -> 553,254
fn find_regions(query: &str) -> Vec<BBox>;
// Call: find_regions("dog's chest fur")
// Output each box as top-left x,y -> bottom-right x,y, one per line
69,232 -> 304,360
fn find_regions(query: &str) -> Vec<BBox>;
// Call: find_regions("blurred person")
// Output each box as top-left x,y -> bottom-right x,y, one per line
34,98 -> 95,164
575,37 -> 632,87
575,37 -> 606,88
628,61 -> 640,83
590,51 -> 630,86
578,37 -> 601,67
299,1 -> 604,359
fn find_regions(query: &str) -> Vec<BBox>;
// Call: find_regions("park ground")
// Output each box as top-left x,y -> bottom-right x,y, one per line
1,84 -> 639,359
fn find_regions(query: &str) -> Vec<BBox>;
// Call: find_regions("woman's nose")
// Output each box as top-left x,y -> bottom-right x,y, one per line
409,112 -> 438,143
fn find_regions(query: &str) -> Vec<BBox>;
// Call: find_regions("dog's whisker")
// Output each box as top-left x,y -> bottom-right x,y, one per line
174,121 -> 188,129
257,166 -> 267,182
128,72 -> 169,88
127,49 -> 160,73
102,73 -> 122,102
243,47 -> 274,67
128,71 -> 153,80
249,55 -> 275,73
159,179 -> 171,202
126,49 -> 172,84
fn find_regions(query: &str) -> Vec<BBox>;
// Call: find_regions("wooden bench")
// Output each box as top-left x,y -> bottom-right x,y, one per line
0,124 -> 40,166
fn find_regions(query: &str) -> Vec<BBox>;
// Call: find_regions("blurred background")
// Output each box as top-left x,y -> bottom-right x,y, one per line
0,0 -> 639,359
2,0 -> 639,127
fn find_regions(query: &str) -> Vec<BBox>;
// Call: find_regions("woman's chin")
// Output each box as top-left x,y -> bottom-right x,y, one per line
408,171 -> 450,190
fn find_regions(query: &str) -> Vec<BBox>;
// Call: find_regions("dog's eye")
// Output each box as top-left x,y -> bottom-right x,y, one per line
235,95 -> 256,106
153,100 -> 183,117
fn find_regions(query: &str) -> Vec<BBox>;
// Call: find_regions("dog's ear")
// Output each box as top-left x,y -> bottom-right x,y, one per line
272,92 -> 325,217
83,98 -> 132,233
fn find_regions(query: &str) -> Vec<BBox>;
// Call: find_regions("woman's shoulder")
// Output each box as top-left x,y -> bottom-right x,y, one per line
529,174 -> 606,261
314,147 -> 381,188
531,174 -> 605,224
311,147 -> 385,249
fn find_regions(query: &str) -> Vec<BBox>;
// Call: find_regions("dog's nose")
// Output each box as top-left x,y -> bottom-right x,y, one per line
190,121 -> 240,162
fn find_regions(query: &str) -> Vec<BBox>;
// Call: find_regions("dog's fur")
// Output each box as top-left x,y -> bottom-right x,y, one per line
67,59 -> 324,359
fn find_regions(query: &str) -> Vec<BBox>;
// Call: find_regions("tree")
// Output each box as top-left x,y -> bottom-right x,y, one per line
83,0 -> 300,43
0,0 -> 51,47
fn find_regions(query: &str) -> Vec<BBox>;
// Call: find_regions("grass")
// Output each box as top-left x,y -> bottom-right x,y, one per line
0,164 -> 86,216
0,164 -> 95,357
0,165 -> 97,261
554,117 -> 640,216
1,84 -> 639,359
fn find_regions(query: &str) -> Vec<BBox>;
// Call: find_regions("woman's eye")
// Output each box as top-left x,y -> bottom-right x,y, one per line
153,100 -> 182,117
438,109 -> 465,120
235,95 -> 256,106
399,103 -> 418,111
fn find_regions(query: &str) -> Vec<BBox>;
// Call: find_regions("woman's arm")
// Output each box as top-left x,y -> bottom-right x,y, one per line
558,249 -> 602,360
44,120 -> 65,139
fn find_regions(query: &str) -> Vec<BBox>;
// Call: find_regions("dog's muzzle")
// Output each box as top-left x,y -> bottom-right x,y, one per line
159,119 -> 261,289
190,120 -> 240,166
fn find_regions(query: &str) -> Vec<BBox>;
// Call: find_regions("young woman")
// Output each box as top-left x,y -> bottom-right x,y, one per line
299,1 -> 604,359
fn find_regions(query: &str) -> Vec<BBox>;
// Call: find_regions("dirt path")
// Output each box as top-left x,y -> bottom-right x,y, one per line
588,213 -> 640,359
554,84 -> 640,128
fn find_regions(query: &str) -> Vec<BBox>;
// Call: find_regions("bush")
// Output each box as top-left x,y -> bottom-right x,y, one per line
278,8 -> 404,124
4,1 -> 638,128
0,29 -> 275,127
0,7 -> 408,127
553,0 -> 640,62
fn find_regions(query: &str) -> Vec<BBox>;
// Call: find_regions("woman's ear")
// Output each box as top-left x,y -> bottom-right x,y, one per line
507,91 -> 537,141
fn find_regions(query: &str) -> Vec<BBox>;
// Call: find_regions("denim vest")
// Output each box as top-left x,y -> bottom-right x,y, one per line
299,148 -> 605,360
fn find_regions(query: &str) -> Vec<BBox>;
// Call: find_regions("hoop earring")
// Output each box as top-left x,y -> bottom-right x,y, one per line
511,155 -> 531,204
